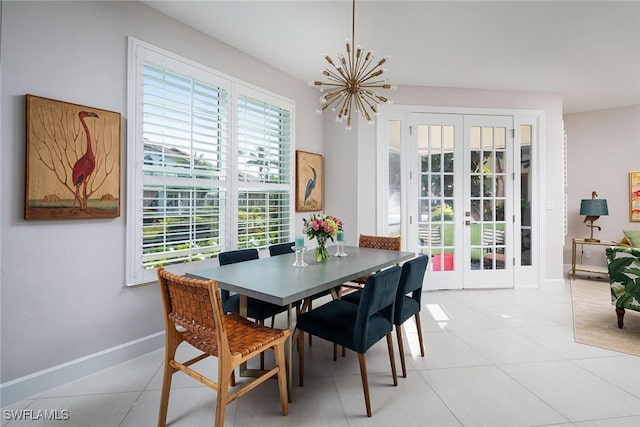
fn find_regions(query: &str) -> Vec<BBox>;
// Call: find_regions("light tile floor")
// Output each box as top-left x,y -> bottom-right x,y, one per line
3,279 -> 640,426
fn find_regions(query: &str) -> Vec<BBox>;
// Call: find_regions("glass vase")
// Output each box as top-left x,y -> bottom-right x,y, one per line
315,238 -> 329,263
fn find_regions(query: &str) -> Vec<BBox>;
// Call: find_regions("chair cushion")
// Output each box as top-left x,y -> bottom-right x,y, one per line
296,299 -> 393,353
623,230 -> 640,248
341,289 -> 363,304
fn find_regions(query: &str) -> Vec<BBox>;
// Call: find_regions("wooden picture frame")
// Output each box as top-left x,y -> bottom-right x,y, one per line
25,94 -> 121,219
630,171 -> 640,222
295,150 -> 323,212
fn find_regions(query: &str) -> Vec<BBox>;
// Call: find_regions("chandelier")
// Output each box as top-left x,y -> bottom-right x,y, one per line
311,0 -> 395,130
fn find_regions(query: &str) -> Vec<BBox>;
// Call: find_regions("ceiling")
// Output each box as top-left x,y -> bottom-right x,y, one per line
143,0 -> 640,114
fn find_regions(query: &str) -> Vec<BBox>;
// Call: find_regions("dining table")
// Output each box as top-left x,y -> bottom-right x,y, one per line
186,244 -> 416,397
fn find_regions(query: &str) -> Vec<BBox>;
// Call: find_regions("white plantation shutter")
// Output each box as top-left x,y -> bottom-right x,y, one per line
237,96 -> 291,184
237,190 -> 291,249
127,39 -> 294,285
236,95 -> 292,249
140,62 -> 228,271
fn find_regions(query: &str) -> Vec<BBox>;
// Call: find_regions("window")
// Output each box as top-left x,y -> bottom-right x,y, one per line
127,39 -> 294,285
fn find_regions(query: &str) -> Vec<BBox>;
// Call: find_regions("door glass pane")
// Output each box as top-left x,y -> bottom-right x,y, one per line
521,124 -> 532,266
388,121 -> 402,238
420,175 -> 429,197
417,124 -> 455,272
469,126 -> 507,271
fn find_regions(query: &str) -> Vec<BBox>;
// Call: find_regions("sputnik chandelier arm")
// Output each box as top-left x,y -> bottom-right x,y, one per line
310,0 -> 395,130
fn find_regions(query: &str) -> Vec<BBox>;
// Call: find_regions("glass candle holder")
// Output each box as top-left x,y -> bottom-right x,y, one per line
292,246 -> 307,267
334,240 -> 347,257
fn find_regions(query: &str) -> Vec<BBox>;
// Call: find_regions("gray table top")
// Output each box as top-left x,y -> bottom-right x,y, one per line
187,245 -> 415,306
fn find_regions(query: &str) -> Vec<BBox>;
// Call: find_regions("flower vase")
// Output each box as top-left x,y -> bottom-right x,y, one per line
315,238 -> 329,263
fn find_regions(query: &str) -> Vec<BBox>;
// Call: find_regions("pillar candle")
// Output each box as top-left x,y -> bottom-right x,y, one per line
336,231 -> 344,242
295,235 -> 305,248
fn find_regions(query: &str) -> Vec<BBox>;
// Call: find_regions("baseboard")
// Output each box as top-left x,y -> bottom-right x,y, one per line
0,331 -> 164,407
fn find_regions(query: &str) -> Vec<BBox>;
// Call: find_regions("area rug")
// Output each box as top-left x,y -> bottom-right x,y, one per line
571,279 -> 640,357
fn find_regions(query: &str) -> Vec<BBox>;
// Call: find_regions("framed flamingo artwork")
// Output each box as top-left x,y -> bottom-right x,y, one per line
25,94 -> 121,219
295,150 -> 323,212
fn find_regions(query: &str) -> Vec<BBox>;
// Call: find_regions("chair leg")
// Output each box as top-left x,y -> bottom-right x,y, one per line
158,329 -> 180,427
297,329 -> 305,387
258,320 -> 265,370
274,342 -> 289,415
616,306 -> 626,329
386,332 -> 398,386
415,312 -> 425,357
395,325 -> 407,378
357,353 -> 372,417
215,362 -> 231,427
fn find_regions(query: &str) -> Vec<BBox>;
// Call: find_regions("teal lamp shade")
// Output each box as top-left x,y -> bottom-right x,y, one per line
580,199 -> 609,216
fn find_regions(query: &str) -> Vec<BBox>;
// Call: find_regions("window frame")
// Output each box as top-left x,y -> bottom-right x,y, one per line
126,38 -> 295,286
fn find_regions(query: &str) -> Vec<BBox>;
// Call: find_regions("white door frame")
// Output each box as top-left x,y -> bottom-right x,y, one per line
377,105 -> 543,290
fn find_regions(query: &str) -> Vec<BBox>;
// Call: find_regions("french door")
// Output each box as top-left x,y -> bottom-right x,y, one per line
409,113 -> 514,289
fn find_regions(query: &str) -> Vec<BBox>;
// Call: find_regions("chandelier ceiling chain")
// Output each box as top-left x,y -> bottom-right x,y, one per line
310,0 -> 395,130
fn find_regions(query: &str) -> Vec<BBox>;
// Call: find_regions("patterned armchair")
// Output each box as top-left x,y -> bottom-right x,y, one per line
605,246 -> 640,328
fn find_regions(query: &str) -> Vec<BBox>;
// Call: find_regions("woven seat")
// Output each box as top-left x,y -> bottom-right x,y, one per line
157,268 -> 289,427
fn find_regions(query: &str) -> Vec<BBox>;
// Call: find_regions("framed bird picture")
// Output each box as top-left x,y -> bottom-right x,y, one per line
25,94 -> 121,219
295,150 -> 323,212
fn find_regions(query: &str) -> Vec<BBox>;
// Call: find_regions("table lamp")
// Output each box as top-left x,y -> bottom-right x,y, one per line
579,191 -> 608,242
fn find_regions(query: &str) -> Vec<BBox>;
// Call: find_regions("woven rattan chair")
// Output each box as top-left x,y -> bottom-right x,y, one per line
157,268 -> 289,427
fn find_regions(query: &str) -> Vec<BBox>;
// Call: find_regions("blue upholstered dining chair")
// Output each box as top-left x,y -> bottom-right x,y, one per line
296,265 -> 402,417
218,249 -> 294,324
268,242 -> 295,256
341,255 -> 429,377
268,241 -> 338,347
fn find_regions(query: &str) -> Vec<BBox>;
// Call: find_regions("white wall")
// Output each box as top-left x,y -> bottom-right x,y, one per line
564,105 -> 640,268
323,85 -> 566,287
0,0 -> 322,404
